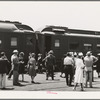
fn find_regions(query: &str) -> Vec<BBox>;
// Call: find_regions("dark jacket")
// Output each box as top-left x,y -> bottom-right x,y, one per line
0,58 -> 8,74
46,54 -> 56,67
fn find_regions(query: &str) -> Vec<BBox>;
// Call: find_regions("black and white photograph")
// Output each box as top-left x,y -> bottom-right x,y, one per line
0,1 -> 100,99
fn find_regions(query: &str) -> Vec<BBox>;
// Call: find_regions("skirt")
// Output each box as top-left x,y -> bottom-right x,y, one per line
28,65 -> 36,77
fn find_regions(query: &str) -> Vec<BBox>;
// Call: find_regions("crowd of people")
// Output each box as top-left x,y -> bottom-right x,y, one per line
62,51 -> 98,91
0,49 -> 100,91
0,49 -> 56,89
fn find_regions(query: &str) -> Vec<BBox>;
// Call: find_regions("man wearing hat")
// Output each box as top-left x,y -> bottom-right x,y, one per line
8,50 -> 18,80
10,50 -> 20,85
45,50 -> 56,80
84,51 -> 97,88
64,52 -> 74,86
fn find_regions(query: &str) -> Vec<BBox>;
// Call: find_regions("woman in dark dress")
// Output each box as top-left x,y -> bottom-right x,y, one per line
19,52 -> 25,81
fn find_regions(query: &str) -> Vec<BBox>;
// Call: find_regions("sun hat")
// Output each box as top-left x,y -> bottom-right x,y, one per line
13,50 -> 18,53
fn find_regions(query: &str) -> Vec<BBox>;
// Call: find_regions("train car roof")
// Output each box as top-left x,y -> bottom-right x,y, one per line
64,33 -> 100,38
36,25 -> 68,32
68,28 -> 100,35
0,22 -> 18,32
15,24 -> 34,31
39,31 -> 55,35
36,25 -> 100,35
0,21 -> 34,33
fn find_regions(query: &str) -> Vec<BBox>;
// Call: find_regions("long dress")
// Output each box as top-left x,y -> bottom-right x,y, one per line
28,57 -> 36,77
19,56 -> 25,74
74,58 -> 85,83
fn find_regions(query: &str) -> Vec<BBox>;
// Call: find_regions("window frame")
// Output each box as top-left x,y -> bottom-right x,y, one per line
54,39 -> 60,47
83,43 -> 92,51
11,37 -> 17,47
69,42 -> 79,51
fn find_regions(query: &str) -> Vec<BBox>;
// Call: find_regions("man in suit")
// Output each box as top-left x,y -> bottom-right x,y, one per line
45,50 -> 56,80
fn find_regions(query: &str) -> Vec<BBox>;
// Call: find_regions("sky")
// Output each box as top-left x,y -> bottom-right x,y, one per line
0,1 -> 100,31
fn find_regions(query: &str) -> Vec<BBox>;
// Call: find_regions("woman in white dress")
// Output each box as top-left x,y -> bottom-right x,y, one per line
73,52 -> 85,91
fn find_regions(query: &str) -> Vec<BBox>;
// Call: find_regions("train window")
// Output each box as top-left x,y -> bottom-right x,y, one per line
27,37 -> 33,45
11,37 -> 17,46
84,44 -> 92,51
97,44 -> 100,50
55,40 -> 60,47
69,43 -> 79,50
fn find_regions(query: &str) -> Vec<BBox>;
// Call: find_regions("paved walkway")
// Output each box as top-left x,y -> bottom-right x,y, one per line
2,70 -> 100,91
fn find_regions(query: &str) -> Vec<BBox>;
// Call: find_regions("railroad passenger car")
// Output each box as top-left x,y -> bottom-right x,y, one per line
36,25 -> 100,71
0,21 -> 36,65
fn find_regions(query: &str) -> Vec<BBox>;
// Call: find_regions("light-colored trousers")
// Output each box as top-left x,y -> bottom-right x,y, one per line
0,73 -> 6,88
85,71 -> 92,87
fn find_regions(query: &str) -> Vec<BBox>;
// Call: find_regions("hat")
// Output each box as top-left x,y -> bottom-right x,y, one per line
78,52 -> 83,56
86,51 -> 92,56
38,53 -> 42,56
48,50 -> 54,54
1,52 -> 5,56
13,50 -> 18,53
31,53 -> 35,57
97,53 -> 100,56
74,52 -> 77,56
19,52 -> 24,56
67,52 -> 72,56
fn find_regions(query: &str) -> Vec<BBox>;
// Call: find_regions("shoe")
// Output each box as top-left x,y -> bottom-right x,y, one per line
73,87 -> 76,91
46,78 -> 48,80
98,76 -> 100,78
31,81 -> 35,83
84,85 -> 87,88
66,83 -> 69,86
17,82 -> 21,85
1,87 -> 6,90
13,84 -> 19,86
69,84 -> 73,87
60,75 -> 62,77
90,86 -> 93,88
81,88 -> 84,91
13,83 -> 21,86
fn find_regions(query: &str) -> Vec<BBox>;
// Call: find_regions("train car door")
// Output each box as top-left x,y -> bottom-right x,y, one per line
24,33 -> 36,59
68,36 -> 81,52
44,35 -> 52,53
